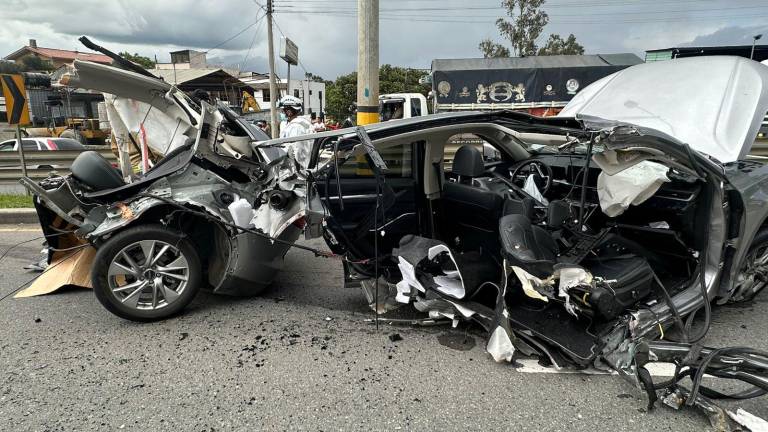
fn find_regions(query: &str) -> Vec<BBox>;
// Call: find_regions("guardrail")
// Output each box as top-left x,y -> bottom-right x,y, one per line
0,147 -> 116,184
750,139 -> 768,158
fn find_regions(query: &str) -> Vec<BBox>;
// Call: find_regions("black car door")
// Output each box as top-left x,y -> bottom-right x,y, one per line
318,140 -> 425,260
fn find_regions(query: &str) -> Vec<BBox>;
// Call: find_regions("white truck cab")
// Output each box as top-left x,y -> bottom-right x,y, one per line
379,93 -> 429,122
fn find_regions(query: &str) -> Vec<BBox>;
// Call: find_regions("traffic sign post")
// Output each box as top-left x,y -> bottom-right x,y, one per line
1,74 -> 32,192
16,124 -> 27,185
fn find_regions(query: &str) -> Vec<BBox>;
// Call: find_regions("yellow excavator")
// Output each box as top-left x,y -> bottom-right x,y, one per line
242,91 -> 261,113
26,118 -> 109,146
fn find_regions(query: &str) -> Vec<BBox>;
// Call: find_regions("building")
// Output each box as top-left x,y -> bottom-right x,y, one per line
151,68 -> 254,107
645,44 -> 768,63
155,49 -> 208,70
4,39 -> 112,68
238,73 -> 326,116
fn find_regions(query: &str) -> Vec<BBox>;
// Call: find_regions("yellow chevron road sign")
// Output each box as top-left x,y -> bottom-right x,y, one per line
1,74 -> 31,125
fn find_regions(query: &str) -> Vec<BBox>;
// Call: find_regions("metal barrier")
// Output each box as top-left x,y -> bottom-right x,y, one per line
0,147 -> 116,183
750,139 -> 768,158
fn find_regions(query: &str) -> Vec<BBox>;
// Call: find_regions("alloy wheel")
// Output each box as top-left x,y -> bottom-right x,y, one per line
106,240 -> 190,310
735,244 -> 768,299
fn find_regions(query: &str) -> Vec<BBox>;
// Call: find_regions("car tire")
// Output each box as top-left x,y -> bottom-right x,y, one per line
733,228 -> 768,302
92,224 -> 202,322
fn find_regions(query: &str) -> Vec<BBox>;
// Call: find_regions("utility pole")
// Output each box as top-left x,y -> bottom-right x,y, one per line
266,0 -> 280,138
356,0 -> 379,126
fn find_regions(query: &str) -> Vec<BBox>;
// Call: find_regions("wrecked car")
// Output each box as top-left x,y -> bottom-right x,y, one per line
21,52 -> 768,427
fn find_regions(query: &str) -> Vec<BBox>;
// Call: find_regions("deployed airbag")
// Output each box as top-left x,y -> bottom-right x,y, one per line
596,160 -> 669,217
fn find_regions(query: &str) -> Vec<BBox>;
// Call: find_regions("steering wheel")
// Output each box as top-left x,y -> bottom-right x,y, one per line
510,160 -> 553,195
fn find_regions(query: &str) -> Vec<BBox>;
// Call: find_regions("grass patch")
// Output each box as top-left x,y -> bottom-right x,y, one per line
0,194 -> 33,208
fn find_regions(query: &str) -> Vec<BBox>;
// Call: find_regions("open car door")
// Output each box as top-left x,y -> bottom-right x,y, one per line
316,133 -> 426,268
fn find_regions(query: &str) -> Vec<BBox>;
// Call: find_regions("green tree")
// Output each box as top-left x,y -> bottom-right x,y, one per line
478,39 -> 511,58
325,71 -> 357,121
119,51 -> 155,69
325,65 -> 429,121
537,34 -> 585,55
496,0 -> 549,56
479,0 -> 585,57
19,56 -> 54,72
304,72 -> 327,83
0,61 -> 23,74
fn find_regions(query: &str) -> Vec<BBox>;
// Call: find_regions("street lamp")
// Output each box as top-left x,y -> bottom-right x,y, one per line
751,34 -> 763,60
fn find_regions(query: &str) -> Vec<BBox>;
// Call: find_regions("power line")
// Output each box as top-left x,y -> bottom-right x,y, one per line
281,4 -> 768,17
278,0 -> 761,7
186,12 -> 268,63
274,10 -> 768,25
241,9 -> 268,69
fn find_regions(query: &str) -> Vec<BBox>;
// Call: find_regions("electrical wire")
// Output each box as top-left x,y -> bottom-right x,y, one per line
241,9 -> 267,70
0,230 -> 78,264
187,12 -> 268,63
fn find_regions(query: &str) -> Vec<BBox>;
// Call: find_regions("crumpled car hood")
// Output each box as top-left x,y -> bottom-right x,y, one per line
559,56 -> 768,163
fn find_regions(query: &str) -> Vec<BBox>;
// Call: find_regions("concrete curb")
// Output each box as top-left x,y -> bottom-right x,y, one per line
0,208 -> 38,225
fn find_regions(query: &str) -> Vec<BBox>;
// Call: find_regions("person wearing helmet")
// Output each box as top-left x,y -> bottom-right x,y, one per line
278,95 -> 313,167
278,96 -> 312,138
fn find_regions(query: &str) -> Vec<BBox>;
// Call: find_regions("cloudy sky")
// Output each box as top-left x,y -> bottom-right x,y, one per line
1,0 -> 767,80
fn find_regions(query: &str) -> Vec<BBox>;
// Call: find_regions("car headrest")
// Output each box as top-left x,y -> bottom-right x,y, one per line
451,145 -> 485,178
70,151 -> 125,191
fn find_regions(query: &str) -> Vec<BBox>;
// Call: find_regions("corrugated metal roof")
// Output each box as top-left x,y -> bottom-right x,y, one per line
432,54 -> 643,71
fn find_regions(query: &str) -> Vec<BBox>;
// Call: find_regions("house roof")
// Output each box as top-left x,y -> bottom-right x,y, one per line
4,46 -> 113,64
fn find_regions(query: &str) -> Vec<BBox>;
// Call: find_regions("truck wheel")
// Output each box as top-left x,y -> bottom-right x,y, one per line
92,225 -> 202,322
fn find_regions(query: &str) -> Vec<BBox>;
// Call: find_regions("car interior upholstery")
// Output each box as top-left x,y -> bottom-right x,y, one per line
318,122 -> 711,355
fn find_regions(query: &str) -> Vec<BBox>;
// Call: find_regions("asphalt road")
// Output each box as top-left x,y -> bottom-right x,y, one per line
0,225 -> 766,431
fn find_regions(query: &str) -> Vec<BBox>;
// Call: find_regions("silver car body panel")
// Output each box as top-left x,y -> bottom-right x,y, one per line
559,56 -> 768,163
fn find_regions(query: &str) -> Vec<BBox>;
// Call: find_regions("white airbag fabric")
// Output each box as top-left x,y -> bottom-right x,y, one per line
487,325 -> 515,363
597,161 -> 669,217
523,174 -> 549,205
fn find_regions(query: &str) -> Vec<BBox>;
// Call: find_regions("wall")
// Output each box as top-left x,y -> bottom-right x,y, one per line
249,79 -> 326,115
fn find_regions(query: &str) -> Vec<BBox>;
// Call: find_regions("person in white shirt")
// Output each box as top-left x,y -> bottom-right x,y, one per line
310,112 -> 327,132
278,96 -> 313,167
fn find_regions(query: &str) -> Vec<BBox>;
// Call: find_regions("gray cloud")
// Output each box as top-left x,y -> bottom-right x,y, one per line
1,0 -> 767,79
683,24 -> 768,46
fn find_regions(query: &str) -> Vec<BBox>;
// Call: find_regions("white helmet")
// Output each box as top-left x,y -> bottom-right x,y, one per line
278,95 -> 303,110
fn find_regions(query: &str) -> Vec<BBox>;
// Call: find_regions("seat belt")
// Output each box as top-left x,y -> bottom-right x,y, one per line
430,161 -> 444,239
432,161 -> 443,194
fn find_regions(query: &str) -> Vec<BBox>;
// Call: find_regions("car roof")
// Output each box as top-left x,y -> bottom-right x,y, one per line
255,111 -> 583,147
